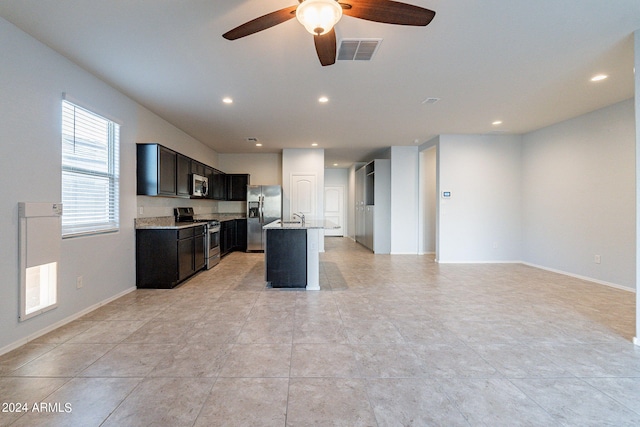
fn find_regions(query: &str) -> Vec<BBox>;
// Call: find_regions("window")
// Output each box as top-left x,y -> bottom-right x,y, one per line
61,100 -> 120,237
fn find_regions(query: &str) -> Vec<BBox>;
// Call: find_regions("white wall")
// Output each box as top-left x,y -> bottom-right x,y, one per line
634,29 -> 640,342
218,153 -> 282,185
216,153 -> 282,214
437,134 -> 523,262
136,112 -> 218,169
346,165 -> 357,240
347,163 -> 366,241
0,18 -> 218,352
522,99 -> 636,290
325,168 -> 349,187
390,146 -> 420,254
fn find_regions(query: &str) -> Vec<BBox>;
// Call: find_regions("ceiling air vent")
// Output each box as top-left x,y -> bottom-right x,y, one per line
422,97 -> 441,105
337,39 -> 382,61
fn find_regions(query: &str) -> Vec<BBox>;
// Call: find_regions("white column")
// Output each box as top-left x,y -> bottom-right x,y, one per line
306,228 -> 320,290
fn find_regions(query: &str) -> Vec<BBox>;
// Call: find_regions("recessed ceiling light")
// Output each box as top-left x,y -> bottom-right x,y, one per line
222,97 -> 233,104
255,143 -> 262,147
590,74 -> 608,82
318,96 -> 329,103
333,163 -> 338,167
492,120 -> 503,126
311,143 -> 318,147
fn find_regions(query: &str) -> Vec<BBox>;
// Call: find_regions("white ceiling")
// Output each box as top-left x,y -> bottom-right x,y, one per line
1,1 -> 639,167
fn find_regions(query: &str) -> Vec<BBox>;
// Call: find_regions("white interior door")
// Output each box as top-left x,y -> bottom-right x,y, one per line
290,174 -> 317,219
324,186 -> 344,236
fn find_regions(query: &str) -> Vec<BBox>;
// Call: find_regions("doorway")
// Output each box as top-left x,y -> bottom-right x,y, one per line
324,186 -> 345,237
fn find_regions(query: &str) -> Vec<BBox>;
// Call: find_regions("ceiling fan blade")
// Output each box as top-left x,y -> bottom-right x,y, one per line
341,0 -> 435,26
223,5 -> 298,40
314,29 -> 337,66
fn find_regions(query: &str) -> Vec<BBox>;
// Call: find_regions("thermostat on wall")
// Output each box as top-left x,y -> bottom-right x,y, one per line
442,191 -> 451,199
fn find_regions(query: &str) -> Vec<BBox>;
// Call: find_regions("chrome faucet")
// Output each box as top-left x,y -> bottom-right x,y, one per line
292,212 -> 305,225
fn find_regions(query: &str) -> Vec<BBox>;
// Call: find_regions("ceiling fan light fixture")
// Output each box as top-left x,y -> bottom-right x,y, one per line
296,0 -> 343,36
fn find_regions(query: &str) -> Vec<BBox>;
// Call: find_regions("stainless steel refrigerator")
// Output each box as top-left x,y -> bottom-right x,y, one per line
246,185 -> 282,252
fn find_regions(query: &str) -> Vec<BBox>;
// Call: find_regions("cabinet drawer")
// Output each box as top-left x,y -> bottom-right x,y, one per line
178,227 -> 195,239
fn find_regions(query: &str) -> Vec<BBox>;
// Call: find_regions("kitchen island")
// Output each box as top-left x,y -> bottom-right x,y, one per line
263,219 -> 339,290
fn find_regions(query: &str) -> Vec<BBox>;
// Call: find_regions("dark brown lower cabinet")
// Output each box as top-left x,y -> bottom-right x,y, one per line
220,218 -> 247,257
266,228 -> 307,288
235,219 -> 247,252
136,225 -> 206,288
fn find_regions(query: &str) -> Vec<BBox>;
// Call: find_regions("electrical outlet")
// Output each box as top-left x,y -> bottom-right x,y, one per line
594,254 -> 601,264
76,276 -> 83,289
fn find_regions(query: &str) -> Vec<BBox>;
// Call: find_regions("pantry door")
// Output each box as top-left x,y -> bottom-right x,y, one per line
290,174 -> 317,219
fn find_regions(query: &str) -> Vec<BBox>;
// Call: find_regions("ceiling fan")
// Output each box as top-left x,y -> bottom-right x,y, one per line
222,0 -> 436,66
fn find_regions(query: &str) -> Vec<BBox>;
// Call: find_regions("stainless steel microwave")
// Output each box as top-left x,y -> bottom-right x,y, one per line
191,173 -> 208,197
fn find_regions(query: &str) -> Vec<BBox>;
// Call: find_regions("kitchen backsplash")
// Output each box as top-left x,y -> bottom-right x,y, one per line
136,196 -> 218,218
217,201 -> 246,214
136,197 -> 248,219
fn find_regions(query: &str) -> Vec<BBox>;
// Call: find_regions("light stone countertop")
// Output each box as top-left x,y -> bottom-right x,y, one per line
135,214 -> 246,229
263,219 -> 340,230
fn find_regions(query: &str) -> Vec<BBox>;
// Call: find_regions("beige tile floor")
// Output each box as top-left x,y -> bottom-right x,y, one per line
1,237 -> 640,426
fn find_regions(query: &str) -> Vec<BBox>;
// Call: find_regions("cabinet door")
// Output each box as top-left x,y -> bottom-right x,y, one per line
220,222 -> 228,255
364,206 -> 374,251
235,219 -> 247,251
194,231 -> 205,271
204,166 -> 214,199
178,237 -> 195,281
176,154 -> 191,197
191,161 -> 205,176
225,222 -> 234,253
230,220 -> 238,248
355,167 -> 366,244
227,174 -> 249,201
212,169 -> 227,200
137,144 -> 177,196
158,146 -> 177,195
221,221 -> 236,255
266,229 -> 307,288
136,229 -> 179,288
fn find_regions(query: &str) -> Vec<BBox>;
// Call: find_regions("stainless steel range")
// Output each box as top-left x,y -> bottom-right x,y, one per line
174,207 -> 220,269
205,221 -> 220,269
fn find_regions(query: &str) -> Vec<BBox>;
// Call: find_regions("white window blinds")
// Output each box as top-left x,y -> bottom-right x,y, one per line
61,100 -> 120,237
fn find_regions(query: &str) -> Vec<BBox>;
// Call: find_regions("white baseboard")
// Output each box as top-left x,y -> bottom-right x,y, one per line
521,262 -> 635,293
0,286 -> 136,357
433,259 -> 633,293
436,259 -> 522,264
